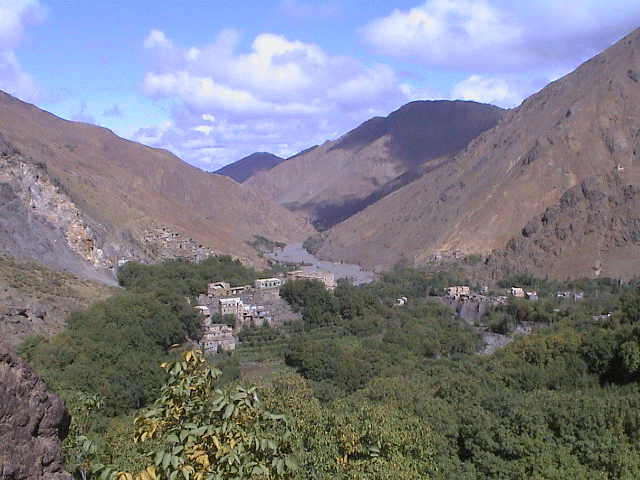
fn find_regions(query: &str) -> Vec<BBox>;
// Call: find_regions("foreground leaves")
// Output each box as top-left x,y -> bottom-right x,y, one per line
131,350 -> 297,480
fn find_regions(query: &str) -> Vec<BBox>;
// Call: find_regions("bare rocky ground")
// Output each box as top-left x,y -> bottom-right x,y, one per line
0,255 -> 116,349
479,323 -> 536,356
0,343 -> 72,479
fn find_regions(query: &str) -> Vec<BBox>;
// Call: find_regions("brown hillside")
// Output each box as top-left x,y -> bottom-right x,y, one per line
245,101 -> 503,229
483,173 -> 640,281
316,27 -> 640,278
0,91 -> 314,279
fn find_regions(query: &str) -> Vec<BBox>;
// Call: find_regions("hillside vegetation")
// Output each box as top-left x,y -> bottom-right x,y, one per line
16,257 -> 640,479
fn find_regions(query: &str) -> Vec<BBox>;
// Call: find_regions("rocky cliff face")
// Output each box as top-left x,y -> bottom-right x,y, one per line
0,344 -> 72,480
484,173 -> 640,281
0,133 -> 120,283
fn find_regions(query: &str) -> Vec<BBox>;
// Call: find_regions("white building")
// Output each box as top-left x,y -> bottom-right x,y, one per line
255,278 -> 282,289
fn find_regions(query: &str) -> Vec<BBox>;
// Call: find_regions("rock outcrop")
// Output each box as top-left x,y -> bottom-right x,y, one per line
0,133 -> 118,284
484,173 -> 640,281
0,344 -> 72,479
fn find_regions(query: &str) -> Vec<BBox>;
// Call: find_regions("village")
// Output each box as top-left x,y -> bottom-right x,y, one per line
194,268 -> 594,355
195,268 -> 337,353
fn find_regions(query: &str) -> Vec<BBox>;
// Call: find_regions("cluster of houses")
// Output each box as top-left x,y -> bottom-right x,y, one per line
445,285 -> 586,303
142,226 -> 224,263
197,269 -> 336,354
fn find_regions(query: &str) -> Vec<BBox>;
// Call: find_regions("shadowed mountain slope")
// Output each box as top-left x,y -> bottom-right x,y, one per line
245,100 -> 504,229
0,91 -> 314,281
215,152 -> 285,183
315,27 -> 640,278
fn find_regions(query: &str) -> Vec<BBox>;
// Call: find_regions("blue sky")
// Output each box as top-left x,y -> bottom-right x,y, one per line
1,1 -> 639,171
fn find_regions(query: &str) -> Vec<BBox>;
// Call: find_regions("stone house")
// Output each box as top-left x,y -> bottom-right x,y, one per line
218,297 -> 244,321
238,304 -> 272,328
511,287 -> 525,298
446,285 -> 470,298
208,282 -> 248,297
201,324 -> 236,353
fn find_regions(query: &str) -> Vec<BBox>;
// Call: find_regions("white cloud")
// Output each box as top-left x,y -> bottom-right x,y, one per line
0,50 -> 38,99
452,75 -> 519,107
143,29 -> 173,50
0,0 -> 46,101
139,29 -> 410,170
361,0 -> 522,71
362,0 -> 640,72
0,0 -> 46,49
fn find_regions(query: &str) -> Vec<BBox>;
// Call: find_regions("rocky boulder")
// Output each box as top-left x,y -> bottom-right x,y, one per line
0,344 -> 72,480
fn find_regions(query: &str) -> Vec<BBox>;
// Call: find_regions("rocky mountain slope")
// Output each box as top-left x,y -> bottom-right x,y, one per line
245,100 -> 504,229
215,152 -> 285,183
315,27 -> 640,278
484,172 -> 640,281
0,255 -> 115,348
0,91 -> 315,282
0,343 -> 71,480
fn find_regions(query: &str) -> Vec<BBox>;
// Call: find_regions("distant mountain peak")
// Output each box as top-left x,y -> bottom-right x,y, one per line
245,99 -> 504,230
215,152 -> 284,183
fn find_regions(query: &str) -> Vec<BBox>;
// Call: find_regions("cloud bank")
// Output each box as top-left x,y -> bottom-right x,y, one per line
138,29 -> 409,170
360,0 -> 640,109
362,0 -> 640,72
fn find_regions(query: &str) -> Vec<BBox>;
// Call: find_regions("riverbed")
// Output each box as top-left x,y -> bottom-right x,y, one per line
268,243 -> 376,285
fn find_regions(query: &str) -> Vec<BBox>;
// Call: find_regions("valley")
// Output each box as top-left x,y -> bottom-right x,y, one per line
3,21 -> 640,480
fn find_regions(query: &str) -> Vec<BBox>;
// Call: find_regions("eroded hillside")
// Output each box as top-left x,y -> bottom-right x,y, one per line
0,91 -> 315,281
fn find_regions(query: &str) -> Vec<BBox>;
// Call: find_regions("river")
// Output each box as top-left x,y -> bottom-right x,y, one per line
268,243 -> 376,285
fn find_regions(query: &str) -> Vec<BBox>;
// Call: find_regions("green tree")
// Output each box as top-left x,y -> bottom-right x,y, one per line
131,350 -> 298,480
63,392 -> 108,480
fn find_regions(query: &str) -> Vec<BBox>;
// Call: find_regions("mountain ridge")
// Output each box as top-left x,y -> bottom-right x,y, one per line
245,100 -> 504,229
0,90 -> 315,281
215,152 -> 285,183
314,26 -> 640,278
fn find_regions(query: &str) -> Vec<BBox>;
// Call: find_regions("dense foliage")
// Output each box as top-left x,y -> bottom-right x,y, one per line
130,350 -> 297,480
118,255 -> 258,297
19,256 -> 258,414
18,258 -> 640,479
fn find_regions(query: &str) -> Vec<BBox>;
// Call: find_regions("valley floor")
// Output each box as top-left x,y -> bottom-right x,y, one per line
267,243 -> 375,285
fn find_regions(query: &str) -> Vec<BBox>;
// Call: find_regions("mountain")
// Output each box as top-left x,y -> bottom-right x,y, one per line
315,27 -> 640,279
0,91 -> 315,282
483,173 -> 640,280
215,152 -> 285,183
244,100 -> 504,229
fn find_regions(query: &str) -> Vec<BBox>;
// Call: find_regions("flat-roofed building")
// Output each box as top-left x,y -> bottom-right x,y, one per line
255,278 -> 282,289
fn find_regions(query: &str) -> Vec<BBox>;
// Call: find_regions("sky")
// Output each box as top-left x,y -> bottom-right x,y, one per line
1,1 -> 639,172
